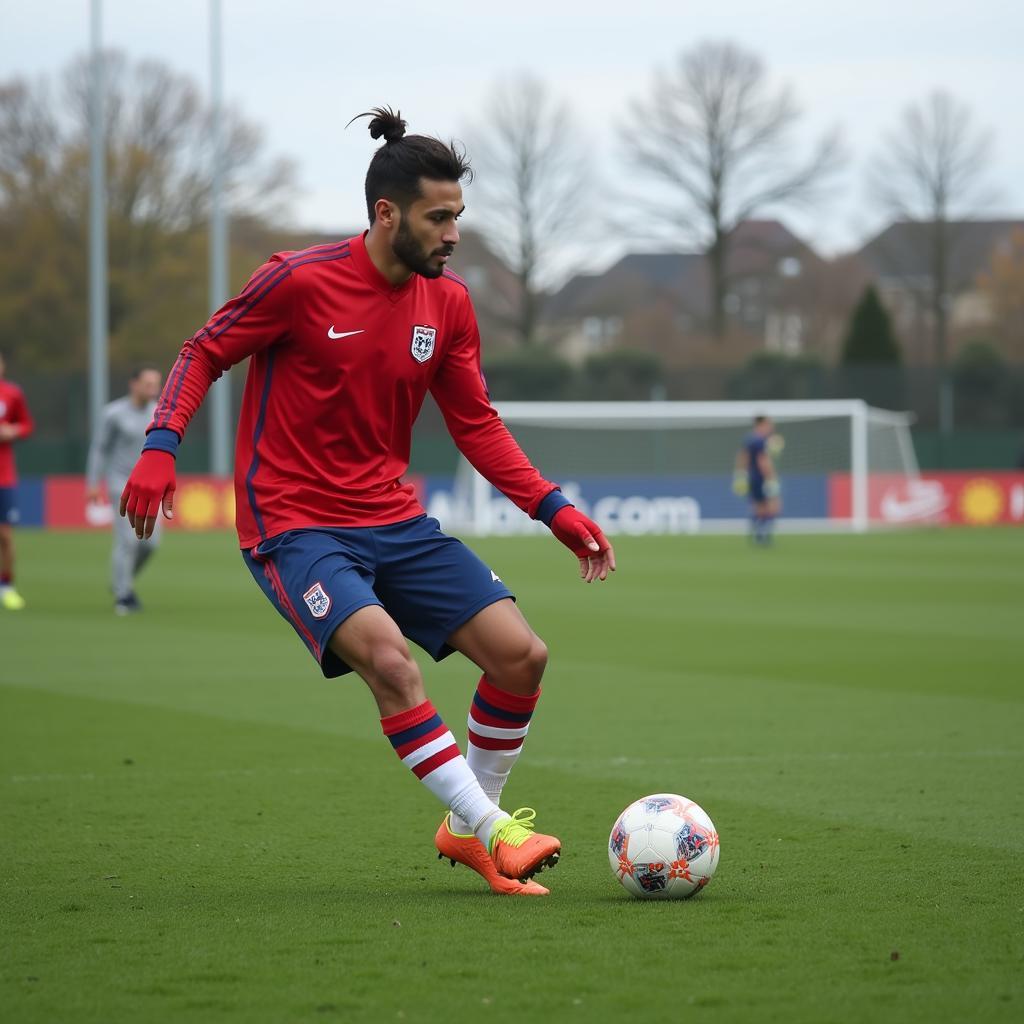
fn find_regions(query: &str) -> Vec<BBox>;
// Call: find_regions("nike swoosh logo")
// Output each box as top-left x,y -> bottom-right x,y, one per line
327,327 -> 365,340
879,483 -> 948,522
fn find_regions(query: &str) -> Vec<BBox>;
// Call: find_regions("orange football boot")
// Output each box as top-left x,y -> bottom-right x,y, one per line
488,808 -> 561,882
435,815 -> 549,895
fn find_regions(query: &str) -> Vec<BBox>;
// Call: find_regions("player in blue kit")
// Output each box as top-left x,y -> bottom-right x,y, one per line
733,415 -> 781,544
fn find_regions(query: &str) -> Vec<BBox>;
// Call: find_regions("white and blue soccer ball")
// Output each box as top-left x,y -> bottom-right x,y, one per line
609,793 -> 720,899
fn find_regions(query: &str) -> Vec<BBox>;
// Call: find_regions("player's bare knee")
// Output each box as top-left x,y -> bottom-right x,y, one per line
492,633 -> 548,693
525,634 -> 548,683
366,645 -> 421,702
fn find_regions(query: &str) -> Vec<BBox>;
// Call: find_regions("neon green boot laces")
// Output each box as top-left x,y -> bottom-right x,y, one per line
488,807 -> 538,854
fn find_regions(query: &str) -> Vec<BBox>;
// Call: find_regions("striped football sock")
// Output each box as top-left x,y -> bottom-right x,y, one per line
449,676 -> 540,835
381,699 -> 506,846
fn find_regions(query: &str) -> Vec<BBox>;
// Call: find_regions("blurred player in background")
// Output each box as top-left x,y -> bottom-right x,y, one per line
86,366 -> 163,615
0,351 -> 34,611
733,414 -> 782,545
119,107 -> 615,896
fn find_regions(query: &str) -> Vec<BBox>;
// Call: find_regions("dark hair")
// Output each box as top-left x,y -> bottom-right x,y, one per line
129,364 -> 161,381
754,414 -> 769,426
347,106 -> 472,223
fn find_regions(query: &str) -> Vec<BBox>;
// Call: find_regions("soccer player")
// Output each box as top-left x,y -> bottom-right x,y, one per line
86,366 -> 164,614
119,108 -> 615,896
733,414 -> 781,544
0,350 -> 34,611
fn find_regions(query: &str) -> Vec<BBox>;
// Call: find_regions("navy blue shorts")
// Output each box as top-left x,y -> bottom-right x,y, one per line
0,486 -> 18,525
748,477 -> 766,503
243,515 -> 514,678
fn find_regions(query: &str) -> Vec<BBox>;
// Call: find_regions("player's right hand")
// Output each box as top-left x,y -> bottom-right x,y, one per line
120,450 -> 176,539
732,471 -> 748,497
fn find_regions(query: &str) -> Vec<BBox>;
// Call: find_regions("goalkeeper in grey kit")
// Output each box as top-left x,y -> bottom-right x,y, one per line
86,366 -> 164,613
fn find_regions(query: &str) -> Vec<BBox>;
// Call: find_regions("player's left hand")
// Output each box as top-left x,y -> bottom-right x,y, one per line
120,450 -> 176,540
550,505 -> 616,583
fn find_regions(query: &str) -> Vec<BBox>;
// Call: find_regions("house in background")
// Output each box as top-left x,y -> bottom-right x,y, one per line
544,220 -> 838,367
856,219 -> 1024,364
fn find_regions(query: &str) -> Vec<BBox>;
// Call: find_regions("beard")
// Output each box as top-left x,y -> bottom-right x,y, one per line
392,219 -> 452,279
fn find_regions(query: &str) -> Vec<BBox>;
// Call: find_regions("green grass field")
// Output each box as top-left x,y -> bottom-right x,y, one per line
2,528 -> 1022,1023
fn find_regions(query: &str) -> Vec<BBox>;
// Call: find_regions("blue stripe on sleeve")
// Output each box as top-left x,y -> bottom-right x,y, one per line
535,489 -> 572,526
142,428 -> 181,456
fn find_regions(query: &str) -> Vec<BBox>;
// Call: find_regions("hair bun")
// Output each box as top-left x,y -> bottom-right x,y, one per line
346,106 -> 408,143
365,106 -> 407,143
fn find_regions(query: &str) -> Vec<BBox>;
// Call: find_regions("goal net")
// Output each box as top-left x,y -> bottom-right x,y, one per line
433,400 -> 918,535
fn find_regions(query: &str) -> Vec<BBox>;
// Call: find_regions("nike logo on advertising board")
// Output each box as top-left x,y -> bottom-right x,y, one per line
327,327 -> 365,340
879,480 -> 948,522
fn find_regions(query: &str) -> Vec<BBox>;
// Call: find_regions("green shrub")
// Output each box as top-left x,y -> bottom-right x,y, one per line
481,347 -> 574,401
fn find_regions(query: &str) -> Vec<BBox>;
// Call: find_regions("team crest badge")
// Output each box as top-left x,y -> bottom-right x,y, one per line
410,325 -> 436,363
302,581 -> 331,619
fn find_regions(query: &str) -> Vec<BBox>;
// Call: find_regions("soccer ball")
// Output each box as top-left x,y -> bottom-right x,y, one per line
608,793 -> 720,899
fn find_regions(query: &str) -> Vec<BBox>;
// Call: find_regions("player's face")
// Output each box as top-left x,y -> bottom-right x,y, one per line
391,179 -> 463,279
131,370 -> 162,404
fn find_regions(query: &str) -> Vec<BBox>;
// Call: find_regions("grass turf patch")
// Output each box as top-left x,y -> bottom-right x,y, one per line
1,528 -> 1022,1022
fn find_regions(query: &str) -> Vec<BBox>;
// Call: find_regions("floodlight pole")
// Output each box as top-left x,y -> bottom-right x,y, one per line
88,0 -> 108,440
208,0 -> 232,476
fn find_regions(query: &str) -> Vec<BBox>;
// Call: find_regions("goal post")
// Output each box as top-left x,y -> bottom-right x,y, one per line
432,400 -> 919,536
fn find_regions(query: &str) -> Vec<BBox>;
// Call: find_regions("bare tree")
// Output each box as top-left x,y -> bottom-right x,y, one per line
465,75 -> 591,346
621,41 -> 840,340
62,52 -> 296,232
868,91 -> 994,430
0,52 -> 297,370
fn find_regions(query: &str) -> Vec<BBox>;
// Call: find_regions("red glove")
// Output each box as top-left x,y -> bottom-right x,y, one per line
119,450 -> 176,539
550,505 -> 610,558
550,505 -> 615,582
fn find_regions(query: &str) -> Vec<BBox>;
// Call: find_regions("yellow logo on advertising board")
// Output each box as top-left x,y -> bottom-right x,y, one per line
959,479 -> 1003,525
177,482 -> 221,529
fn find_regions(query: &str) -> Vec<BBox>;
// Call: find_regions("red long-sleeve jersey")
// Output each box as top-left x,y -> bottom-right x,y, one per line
0,379 -> 34,487
150,233 -> 557,548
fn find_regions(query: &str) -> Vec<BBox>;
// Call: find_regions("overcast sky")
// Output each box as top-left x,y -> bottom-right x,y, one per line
3,0 -> 1022,272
